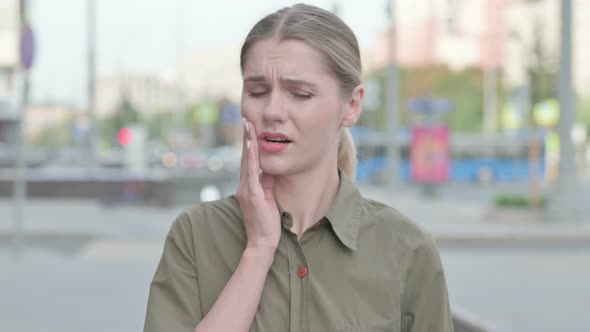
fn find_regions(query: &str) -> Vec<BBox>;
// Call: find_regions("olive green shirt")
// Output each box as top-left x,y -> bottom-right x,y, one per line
144,171 -> 453,332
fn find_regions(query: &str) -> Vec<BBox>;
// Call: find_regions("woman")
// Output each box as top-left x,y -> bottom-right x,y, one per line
144,4 -> 453,332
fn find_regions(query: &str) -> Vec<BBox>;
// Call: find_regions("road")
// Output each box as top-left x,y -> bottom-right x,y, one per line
1,181 -> 589,332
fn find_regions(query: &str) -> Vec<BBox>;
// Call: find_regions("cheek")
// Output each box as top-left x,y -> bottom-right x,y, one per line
299,103 -> 342,141
240,98 -> 256,119
313,99 -> 343,128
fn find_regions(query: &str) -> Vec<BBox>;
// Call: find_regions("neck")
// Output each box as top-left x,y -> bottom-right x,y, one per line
274,165 -> 341,239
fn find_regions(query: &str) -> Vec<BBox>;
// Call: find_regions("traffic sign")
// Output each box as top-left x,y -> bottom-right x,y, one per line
20,23 -> 34,70
407,98 -> 454,113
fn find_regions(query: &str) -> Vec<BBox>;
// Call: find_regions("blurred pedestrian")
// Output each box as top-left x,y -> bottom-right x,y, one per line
144,3 -> 453,332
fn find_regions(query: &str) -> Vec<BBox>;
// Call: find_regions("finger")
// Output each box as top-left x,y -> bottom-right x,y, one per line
246,121 -> 262,193
260,172 -> 275,202
239,117 -> 250,186
247,120 -> 259,171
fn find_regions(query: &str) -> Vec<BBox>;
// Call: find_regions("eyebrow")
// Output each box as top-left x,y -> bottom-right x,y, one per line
243,75 -> 318,89
243,75 -> 266,83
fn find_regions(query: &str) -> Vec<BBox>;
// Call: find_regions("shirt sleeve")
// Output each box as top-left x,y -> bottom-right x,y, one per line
144,212 -> 202,332
401,234 -> 454,332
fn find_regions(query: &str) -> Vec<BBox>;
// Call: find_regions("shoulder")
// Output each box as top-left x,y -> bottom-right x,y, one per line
169,195 -> 245,242
183,195 -> 241,222
174,195 -> 242,228
359,197 -> 438,253
359,197 -> 444,279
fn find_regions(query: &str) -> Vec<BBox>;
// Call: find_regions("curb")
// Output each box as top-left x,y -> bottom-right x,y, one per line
3,228 -> 590,250
0,232 -> 96,253
434,231 -> 590,248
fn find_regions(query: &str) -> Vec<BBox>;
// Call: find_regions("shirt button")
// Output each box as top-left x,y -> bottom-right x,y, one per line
297,265 -> 308,278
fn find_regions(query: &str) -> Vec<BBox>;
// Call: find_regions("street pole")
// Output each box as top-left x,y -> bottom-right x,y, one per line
482,0 -> 498,137
87,0 -> 97,176
483,67 -> 498,135
385,0 -> 400,192
13,73 -> 27,257
13,0 -> 30,257
175,0 -> 187,145
548,0 -> 584,223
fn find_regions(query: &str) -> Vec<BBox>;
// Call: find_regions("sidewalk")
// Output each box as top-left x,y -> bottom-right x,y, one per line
358,184 -> 590,248
2,188 -> 589,332
1,183 -> 589,248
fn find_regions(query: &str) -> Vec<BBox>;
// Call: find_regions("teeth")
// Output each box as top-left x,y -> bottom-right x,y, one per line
266,138 -> 287,143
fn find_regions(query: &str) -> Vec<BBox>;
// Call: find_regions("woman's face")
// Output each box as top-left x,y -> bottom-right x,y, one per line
241,38 -> 362,176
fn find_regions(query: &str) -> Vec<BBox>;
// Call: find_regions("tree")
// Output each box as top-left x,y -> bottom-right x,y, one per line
363,65 -> 485,132
525,17 -> 558,125
578,97 -> 590,133
145,110 -> 176,143
100,96 -> 141,147
32,115 -> 75,149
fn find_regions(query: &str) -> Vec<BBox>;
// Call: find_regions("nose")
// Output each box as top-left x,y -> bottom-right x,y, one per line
261,90 -> 287,123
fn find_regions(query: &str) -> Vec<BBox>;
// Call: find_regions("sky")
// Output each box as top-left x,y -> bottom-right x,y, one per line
27,0 -> 390,107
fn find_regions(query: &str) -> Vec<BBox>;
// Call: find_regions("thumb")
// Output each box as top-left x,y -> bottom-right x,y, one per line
260,172 -> 276,201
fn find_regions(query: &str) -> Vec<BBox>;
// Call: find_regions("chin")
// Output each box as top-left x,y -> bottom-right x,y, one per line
259,162 -> 286,175
259,157 -> 292,175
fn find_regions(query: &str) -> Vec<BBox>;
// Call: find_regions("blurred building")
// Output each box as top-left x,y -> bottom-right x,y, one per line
24,104 -> 84,141
95,73 -> 183,117
0,100 -> 17,145
0,0 -> 19,70
368,0 -> 510,71
173,46 -> 387,105
172,46 -> 242,104
504,0 -> 590,95
0,0 -> 20,146
367,0 -> 590,96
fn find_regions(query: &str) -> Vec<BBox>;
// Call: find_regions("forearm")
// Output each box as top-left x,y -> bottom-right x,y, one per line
194,247 -> 275,332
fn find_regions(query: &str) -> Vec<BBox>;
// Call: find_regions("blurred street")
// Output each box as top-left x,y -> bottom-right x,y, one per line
1,181 -> 590,332
1,0 -> 590,331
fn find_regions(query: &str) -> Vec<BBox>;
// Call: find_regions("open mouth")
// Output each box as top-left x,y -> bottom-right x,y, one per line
259,133 -> 292,153
261,133 -> 293,144
264,137 -> 292,144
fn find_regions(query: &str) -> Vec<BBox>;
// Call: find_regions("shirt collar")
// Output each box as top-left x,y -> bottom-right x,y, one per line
325,169 -> 362,251
277,169 -> 362,251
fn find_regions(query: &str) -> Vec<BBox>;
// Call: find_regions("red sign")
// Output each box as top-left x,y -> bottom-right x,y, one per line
118,127 -> 133,146
410,125 -> 450,183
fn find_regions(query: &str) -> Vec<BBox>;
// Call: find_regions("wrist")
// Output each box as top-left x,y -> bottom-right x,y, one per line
246,239 -> 279,254
242,246 -> 276,268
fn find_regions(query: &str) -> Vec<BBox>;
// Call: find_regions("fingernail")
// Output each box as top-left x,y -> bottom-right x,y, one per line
241,117 -> 249,134
246,141 -> 251,150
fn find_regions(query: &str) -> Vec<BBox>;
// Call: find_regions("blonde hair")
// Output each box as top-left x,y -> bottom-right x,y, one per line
240,3 -> 361,180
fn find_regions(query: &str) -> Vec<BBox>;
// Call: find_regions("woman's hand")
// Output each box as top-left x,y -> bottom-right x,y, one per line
236,117 -> 281,253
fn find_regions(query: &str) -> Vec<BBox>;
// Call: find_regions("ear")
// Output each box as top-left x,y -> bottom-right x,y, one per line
341,85 -> 364,127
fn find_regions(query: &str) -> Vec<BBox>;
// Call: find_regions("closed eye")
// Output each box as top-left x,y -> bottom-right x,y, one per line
292,92 -> 313,100
248,91 -> 268,98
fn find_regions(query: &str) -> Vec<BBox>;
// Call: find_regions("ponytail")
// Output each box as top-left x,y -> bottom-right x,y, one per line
337,127 -> 357,181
